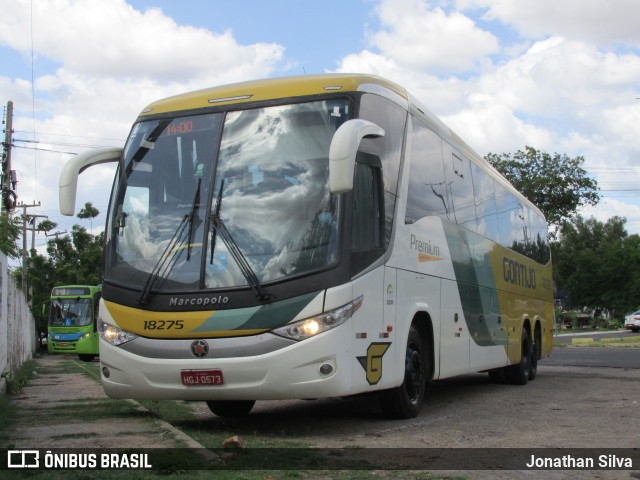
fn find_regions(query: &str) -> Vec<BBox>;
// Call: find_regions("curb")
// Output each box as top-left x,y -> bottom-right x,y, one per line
571,336 -> 640,345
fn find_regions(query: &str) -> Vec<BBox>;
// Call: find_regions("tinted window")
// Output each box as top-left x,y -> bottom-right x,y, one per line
446,153 -> 476,229
406,118 -> 450,223
471,163 -> 499,242
358,93 -> 408,248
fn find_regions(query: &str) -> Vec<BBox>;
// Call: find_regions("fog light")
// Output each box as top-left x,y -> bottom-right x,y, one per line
102,367 -> 110,378
319,363 -> 334,375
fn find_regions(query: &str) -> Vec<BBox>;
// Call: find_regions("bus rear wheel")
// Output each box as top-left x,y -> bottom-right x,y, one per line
206,400 -> 255,418
78,354 -> 96,362
505,329 -> 532,385
529,326 -> 541,381
379,325 -> 427,419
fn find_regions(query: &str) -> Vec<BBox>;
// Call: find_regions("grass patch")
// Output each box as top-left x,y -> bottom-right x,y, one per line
13,399 -> 151,426
5,359 -> 37,394
137,400 -> 196,424
0,393 -> 17,446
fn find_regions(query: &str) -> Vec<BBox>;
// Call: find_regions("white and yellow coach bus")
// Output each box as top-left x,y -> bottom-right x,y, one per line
59,74 -> 554,419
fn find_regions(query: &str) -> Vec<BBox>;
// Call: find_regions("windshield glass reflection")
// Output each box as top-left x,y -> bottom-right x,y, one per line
49,298 -> 92,327
106,99 -> 347,293
206,100 -> 347,288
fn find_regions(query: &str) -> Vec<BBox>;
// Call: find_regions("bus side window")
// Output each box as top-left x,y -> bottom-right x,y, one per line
447,153 -> 476,229
351,152 -> 385,275
358,93 -> 407,247
471,163 -> 499,241
405,117 -> 450,223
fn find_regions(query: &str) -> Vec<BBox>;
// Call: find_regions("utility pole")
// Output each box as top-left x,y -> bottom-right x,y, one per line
2,101 -> 17,213
26,214 -> 48,253
18,201 -> 41,294
45,230 -> 67,239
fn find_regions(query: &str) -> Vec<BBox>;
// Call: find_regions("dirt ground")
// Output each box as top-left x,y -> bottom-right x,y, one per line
5,352 -> 640,479
6,354 -> 203,450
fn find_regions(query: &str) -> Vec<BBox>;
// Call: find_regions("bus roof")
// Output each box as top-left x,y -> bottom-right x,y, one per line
139,74 -> 408,116
51,285 -> 101,297
137,73 -> 543,218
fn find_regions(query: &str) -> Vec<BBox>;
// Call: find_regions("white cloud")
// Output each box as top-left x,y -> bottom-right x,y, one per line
0,0 -> 286,254
333,0 -> 640,234
1,0 -> 284,82
370,0 -> 499,73
459,0 -> 640,47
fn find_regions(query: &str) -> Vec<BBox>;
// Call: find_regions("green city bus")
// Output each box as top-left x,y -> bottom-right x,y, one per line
47,285 -> 102,362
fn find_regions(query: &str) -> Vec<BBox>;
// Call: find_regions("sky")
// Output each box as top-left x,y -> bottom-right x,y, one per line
1,0 -> 640,264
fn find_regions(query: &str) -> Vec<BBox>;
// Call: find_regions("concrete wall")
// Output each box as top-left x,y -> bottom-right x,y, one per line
0,252 -> 37,394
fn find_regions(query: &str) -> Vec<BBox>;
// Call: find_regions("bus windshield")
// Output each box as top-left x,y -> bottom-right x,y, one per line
106,99 -> 348,293
49,298 -> 93,327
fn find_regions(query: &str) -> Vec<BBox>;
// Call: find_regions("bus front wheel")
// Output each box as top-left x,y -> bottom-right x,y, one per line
206,400 -> 255,418
378,325 -> 427,419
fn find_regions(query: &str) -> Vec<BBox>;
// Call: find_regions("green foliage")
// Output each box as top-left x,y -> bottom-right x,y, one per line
0,213 -> 22,258
77,201 -> 99,219
4,359 -> 36,395
36,219 -> 57,232
552,216 -> 640,317
485,146 -> 600,228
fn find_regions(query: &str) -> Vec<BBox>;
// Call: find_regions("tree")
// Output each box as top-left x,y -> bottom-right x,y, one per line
485,146 -> 600,228
77,201 -> 100,231
552,216 -> 640,317
0,213 -> 22,258
37,219 -> 58,233
77,202 -> 99,220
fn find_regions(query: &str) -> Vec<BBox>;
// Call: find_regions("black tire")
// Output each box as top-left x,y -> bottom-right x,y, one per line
529,326 -> 541,381
206,400 -> 255,418
505,329 -> 531,385
78,354 -> 96,362
379,326 -> 428,419
487,367 -> 505,384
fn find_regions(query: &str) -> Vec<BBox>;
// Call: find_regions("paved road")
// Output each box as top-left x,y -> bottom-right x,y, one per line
543,346 -> 640,369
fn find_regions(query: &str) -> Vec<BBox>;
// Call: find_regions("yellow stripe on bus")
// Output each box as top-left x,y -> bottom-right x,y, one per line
102,300 -> 268,339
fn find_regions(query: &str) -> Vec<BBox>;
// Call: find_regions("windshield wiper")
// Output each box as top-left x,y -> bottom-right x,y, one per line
209,181 -> 272,303
138,179 -> 202,305
185,178 -> 201,261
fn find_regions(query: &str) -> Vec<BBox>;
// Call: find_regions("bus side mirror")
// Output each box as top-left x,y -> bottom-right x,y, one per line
329,119 -> 384,193
59,147 -> 123,216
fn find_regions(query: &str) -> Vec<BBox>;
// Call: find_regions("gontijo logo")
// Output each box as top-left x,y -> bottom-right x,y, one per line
503,256 -> 536,289
357,342 -> 391,385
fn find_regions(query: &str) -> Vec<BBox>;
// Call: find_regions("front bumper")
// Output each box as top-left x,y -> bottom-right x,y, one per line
99,326 -> 355,401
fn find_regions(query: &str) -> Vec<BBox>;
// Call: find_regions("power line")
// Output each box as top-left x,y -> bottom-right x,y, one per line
14,138 -> 114,149
11,144 -> 78,155
13,130 -> 124,142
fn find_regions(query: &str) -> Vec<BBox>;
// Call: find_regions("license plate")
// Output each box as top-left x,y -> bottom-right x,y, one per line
181,369 -> 224,386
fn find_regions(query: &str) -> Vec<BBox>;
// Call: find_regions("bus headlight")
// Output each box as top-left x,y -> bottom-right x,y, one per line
272,296 -> 363,341
99,320 -> 138,346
